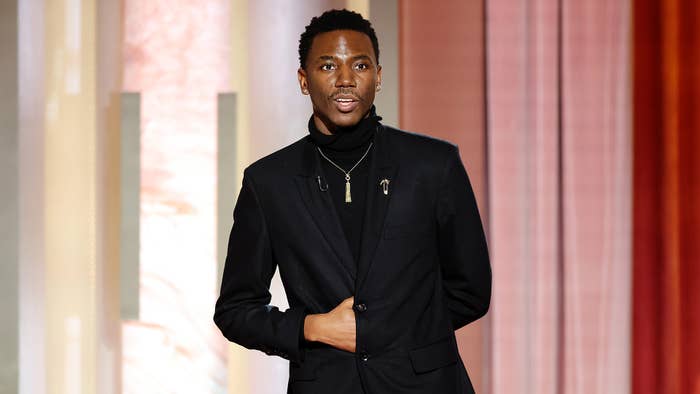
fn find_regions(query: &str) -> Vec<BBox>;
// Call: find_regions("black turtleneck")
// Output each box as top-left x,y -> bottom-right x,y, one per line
308,106 -> 381,265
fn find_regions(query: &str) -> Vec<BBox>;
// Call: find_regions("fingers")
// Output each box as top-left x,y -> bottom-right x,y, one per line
322,295 -> 357,353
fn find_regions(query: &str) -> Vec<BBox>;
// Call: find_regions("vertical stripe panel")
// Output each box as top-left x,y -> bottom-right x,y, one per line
561,0 -> 632,392
487,0 -> 561,392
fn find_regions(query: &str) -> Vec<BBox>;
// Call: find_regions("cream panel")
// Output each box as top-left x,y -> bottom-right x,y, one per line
346,0 -> 369,18
227,2 -> 250,392
44,0 -> 98,392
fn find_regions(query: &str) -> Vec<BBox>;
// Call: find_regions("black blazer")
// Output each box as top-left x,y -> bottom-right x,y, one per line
214,125 -> 491,394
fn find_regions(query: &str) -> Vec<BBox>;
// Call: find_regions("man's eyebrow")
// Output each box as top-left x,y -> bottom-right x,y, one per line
351,55 -> 373,61
316,54 -> 373,62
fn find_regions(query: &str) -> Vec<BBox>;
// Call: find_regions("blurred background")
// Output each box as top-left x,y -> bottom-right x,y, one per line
1,0 -> 699,393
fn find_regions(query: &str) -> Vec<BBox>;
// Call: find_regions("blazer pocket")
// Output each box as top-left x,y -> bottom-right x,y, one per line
289,359 -> 318,381
408,336 -> 458,374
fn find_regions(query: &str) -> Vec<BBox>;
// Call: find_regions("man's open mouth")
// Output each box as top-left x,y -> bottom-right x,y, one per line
333,96 -> 360,113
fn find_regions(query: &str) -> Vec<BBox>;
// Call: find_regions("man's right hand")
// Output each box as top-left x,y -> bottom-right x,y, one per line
303,296 -> 356,353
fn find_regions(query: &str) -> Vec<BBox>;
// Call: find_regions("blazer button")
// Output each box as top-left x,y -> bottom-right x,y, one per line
360,352 -> 369,362
354,303 -> 367,312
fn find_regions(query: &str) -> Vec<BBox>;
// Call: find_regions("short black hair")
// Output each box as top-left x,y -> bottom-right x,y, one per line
298,9 -> 380,69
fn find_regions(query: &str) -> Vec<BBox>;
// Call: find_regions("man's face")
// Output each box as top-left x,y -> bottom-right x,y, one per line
298,29 -> 382,135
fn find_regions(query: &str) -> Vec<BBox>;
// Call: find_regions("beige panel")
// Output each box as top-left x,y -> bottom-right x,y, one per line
231,0 -> 250,179
43,0 -> 123,392
228,2 -> 250,392
44,0 -> 98,389
346,0 -> 369,17
218,92 -> 249,394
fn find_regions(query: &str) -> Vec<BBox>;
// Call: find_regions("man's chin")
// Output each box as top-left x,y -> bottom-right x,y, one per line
330,111 -> 366,129
314,108 -> 368,133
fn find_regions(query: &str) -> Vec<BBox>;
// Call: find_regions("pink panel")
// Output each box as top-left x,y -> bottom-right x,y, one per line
561,1 -> 631,392
488,0 -> 631,393
122,0 -> 230,391
487,0 -> 561,393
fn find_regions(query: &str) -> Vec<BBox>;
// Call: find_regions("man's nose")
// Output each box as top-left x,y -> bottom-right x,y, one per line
335,64 -> 356,87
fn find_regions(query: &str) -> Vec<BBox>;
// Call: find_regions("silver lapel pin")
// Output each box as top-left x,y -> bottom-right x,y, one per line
379,178 -> 390,195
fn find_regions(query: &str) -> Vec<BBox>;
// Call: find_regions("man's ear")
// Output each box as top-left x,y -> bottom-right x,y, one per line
376,64 -> 383,91
298,68 -> 309,95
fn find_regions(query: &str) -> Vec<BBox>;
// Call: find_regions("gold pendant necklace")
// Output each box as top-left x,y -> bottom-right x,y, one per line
317,142 -> 373,203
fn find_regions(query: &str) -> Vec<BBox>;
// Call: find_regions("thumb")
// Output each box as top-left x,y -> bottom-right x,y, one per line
342,296 -> 355,306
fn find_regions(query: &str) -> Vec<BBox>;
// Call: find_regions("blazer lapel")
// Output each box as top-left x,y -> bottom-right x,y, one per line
356,125 -> 398,291
295,138 -> 357,279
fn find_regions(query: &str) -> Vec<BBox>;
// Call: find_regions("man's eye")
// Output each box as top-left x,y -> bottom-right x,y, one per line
321,64 -> 335,71
355,63 -> 369,70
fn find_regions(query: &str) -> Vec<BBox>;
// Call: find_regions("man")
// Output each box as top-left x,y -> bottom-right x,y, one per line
214,9 -> 491,394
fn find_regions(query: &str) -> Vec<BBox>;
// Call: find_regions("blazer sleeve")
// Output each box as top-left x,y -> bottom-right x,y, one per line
213,171 -> 307,363
435,145 -> 492,330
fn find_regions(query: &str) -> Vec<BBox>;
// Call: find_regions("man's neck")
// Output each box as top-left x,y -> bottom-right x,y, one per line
312,112 -> 371,136
307,106 -> 379,153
